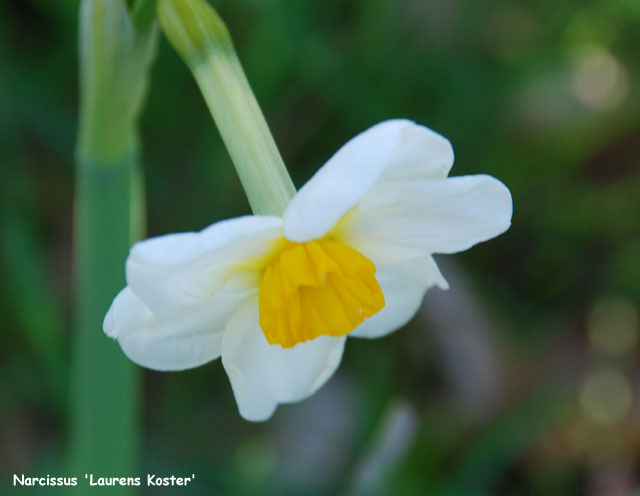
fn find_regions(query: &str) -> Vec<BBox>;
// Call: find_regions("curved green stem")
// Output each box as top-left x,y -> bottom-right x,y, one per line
158,0 -> 296,216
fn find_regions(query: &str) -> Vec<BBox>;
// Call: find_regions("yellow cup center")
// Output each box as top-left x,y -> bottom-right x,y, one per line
258,239 -> 385,348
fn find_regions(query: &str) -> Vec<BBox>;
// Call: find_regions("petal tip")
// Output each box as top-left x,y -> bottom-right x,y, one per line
103,291 -> 126,339
283,119 -> 415,242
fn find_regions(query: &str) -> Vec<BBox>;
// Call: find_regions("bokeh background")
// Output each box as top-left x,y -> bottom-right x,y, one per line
2,0 -> 640,494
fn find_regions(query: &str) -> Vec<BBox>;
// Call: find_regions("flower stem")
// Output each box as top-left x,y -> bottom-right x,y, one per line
158,0 -> 296,216
71,156 -> 143,487
69,0 -> 156,491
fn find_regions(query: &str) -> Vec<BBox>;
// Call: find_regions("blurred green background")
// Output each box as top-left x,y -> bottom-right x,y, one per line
2,0 -> 640,494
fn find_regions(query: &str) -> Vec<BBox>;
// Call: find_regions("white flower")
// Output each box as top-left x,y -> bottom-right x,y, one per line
104,119 -> 512,421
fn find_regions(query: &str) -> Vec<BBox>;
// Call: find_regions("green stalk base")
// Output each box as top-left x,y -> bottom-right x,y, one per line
69,155 -> 143,494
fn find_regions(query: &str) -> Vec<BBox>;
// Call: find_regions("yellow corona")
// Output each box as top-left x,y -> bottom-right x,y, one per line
259,239 -> 385,347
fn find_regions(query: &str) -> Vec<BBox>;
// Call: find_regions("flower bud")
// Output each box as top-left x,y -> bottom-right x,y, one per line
77,0 -> 158,164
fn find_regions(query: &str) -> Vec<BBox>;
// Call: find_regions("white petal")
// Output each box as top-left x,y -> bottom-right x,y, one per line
284,120 -> 455,242
126,215 -> 283,315
104,283 -> 255,371
377,122 -> 454,184
284,120 -> 412,242
337,175 -> 512,264
350,256 -> 448,339
221,300 -> 346,421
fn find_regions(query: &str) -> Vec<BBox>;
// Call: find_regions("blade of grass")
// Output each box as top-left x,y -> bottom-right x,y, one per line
1,204 -> 67,414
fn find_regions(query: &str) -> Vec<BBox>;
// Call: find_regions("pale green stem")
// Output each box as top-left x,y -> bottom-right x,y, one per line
158,0 -> 296,216
69,0 -> 156,492
71,157 -> 143,491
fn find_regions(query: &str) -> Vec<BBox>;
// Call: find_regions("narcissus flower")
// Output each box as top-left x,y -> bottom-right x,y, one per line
104,119 -> 512,421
